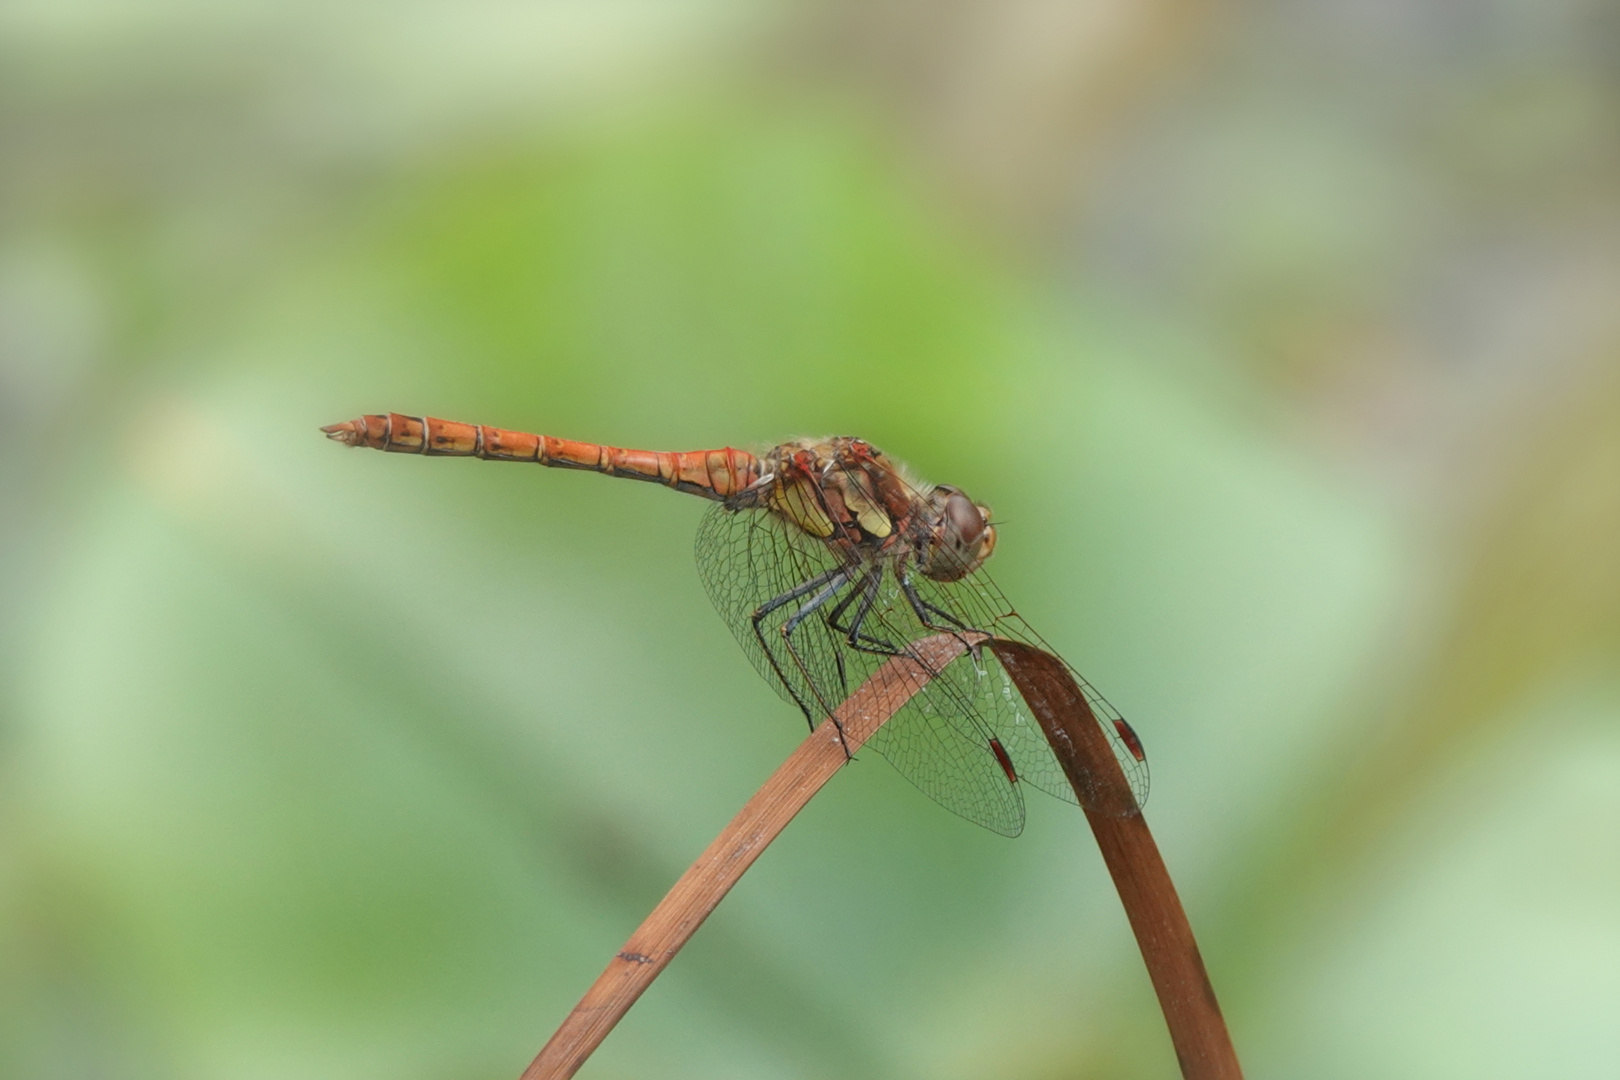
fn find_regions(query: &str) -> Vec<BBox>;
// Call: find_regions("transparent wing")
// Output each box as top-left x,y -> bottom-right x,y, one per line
906,570 -> 1152,811
693,461 -> 1149,834
695,502 -> 1025,835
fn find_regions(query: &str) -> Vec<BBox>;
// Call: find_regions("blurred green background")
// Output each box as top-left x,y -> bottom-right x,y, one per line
2,2 -> 1617,1078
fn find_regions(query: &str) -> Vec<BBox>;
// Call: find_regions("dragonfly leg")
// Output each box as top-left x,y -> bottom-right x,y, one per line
898,569 -> 993,664
778,570 -> 866,755
750,565 -> 852,729
823,566 -> 868,630
822,571 -> 867,699
753,565 -> 849,621
828,567 -> 902,656
820,567 -> 898,703
780,571 -> 855,636
899,571 -> 973,633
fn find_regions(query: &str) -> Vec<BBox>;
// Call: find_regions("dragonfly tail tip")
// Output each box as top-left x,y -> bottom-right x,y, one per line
320,420 -> 362,446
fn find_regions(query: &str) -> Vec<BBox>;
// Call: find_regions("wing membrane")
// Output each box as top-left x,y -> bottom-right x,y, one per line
693,458 -> 1148,834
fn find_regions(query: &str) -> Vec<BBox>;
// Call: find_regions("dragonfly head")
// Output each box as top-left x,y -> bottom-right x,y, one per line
917,485 -> 997,581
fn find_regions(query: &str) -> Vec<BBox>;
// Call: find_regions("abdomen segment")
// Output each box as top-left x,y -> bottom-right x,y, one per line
322,413 -> 760,501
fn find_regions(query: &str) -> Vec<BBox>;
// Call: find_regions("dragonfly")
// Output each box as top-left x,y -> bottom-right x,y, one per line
322,412 -> 1148,835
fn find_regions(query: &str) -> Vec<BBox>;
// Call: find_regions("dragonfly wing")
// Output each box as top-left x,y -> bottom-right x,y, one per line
694,464 -> 1148,829
907,570 -> 1152,812
695,502 -> 850,719
695,501 -> 1026,834
1068,668 -> 1152,810
862,655 -> 1028,835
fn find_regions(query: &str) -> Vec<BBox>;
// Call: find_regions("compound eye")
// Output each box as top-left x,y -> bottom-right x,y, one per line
943,491 -> 985,546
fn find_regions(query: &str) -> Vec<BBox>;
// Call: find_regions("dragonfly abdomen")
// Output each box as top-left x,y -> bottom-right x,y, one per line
321,413 -> 761,500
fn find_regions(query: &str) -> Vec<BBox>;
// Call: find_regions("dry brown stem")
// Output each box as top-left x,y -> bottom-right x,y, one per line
520,634 -> 1240,1079
991,639 -> 1242,1079
520,633 -> 976,1080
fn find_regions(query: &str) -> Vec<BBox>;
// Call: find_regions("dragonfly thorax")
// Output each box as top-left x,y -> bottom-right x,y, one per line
743,437 -> 996,583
